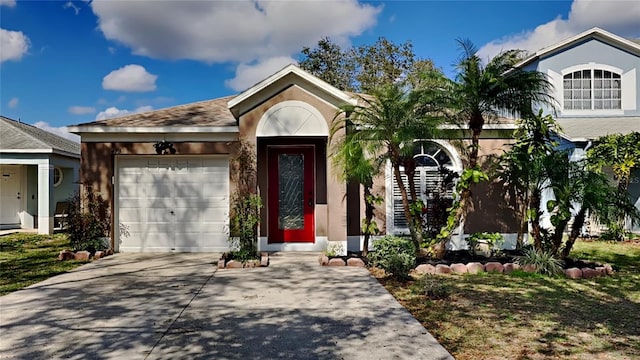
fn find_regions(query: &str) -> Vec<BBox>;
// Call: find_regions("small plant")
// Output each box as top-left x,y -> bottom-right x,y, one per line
466,232 -> 504,257
369,235 -> 416,279
599,223 -> 630,241
324,242 -> 345,257
66,187 -> 110,253
421,274 -> 453,300
516,248 -> 563,276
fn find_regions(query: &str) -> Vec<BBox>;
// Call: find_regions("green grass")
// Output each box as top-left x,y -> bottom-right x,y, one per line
376,240 -> 640,360
0,233 -> 87,295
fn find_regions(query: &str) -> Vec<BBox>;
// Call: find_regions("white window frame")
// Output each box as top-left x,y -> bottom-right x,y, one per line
385,140 -> 462,235
53,167 -> 63,187
558,63 -> 627,116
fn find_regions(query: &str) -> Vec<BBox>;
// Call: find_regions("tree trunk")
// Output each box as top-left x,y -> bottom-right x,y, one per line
530,189 -> 542,251
551,217 -> 570,256
362,185 -> 374,257
392,163 -> 422,254
562,208 -> 587,259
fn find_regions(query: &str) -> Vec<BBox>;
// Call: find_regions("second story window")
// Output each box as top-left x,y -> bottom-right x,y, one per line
564,69 -> 621,110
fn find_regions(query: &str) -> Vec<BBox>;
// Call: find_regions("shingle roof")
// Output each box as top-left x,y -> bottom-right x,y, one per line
73,96 -> 237,128
0,116 -> 80,155
557,117 -> 640,140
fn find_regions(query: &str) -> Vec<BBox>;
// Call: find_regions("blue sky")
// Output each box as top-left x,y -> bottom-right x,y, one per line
1,0 -> 639,141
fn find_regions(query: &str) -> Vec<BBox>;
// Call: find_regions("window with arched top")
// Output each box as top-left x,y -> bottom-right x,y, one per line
563,69 -> 621,110
391,141 -> 459,234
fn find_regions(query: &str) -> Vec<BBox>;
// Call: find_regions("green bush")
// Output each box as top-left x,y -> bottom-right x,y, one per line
66,188 -> 110,253
369,235 -> 416,279
229,193 -> 262,262
516,248 -> 563,276
420,274 -> 453,300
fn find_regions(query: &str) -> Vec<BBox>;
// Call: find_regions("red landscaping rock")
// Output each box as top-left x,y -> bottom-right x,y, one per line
581,268 -> 602,279
503,263 -> 520,274
93,251 -> 105,260
565,268 -> 582,279
346,258 -> 365,267
260,255 -> 269,267
466,262 -> 484,274
225,260 -> 243,269
58,250 -> 75,261
328,258 -> 346,267
414,264 -> 436,274
217,259 -> 226,269
485,262 -> 504,273
522,264 -> 537,273
435,264 -> 451,274
74,251 -> 91,261
319,255 -> 329,266
595,266 -> 607,276
603,264 -> 614,275
450,263 -> 468,274
244,260 -> 260,268
105,249 -> 113,256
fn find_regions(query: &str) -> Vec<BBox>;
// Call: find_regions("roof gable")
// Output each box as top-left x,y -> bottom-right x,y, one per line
516,27 -> 640,69
0,116 -> 80,156
227,64 -> 356,117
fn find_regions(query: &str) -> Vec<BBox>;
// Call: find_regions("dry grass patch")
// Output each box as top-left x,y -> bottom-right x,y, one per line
375,240 -> 640,359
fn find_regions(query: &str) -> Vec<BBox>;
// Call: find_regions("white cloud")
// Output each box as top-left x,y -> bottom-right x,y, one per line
95,105 -> 153,121
0,0 -> 16,7
91,0 -> 380,90
33,121 -> 81,143
0,28 -> 30,62
63,1 -> 80,15
478,0 -> 640,60
91,0 -> 379,63
102,64 -> 157,92
8,97 -> 18,108
68,106 -> 96,115
225,56 -> 296,91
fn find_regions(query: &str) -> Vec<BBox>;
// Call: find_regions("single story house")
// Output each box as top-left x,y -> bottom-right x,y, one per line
69,64 -> 518,253
0,116 -> 80,234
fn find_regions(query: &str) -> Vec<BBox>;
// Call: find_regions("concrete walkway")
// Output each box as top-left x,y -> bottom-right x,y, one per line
0,253 -> 452,360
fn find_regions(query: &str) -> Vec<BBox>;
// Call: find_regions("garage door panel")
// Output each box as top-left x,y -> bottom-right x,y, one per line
118,156 -> 229,252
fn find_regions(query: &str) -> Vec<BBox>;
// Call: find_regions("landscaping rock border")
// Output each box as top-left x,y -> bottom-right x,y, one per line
412,261 -> 614,279
58,249 -> 114,261
318,255 -> 366,268
217,252 -> 270,269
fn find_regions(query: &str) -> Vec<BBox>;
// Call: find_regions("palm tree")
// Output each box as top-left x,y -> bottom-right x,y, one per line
332,81 -> 448,252
450,40 -> 554,228
329,132 -> 381,256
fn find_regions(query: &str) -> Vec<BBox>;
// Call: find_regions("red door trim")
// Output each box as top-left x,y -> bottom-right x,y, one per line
267,146 -> 315,243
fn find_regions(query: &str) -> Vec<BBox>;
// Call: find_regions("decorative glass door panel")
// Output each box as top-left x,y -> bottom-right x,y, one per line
268,146 -> 315,243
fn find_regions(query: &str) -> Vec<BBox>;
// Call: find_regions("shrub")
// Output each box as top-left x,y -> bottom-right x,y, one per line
421,274 -> 453,300
466,232 -> 504,257
516,248 -> 563,276
66,188 -> 110,253
369,236 -> 416,279
324,242 -> 344,257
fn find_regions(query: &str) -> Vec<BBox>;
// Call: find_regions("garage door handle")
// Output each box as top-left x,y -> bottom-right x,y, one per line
169,210 -> 175,215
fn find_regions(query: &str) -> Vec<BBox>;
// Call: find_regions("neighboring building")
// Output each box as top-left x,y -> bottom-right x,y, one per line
0,116 -> 80,234
516,27 -> 640,232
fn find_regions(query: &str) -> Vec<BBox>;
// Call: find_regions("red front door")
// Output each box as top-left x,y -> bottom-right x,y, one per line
268,146 -> 315,243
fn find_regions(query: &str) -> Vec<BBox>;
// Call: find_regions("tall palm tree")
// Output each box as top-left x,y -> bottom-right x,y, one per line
332,81 -> 448,252
450,40 -> 554,230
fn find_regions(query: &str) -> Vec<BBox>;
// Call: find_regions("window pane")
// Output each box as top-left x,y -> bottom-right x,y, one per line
594,69 -> 603,79
583,70 -> 591,78
582,79 -> 591,88
583,100 -> 591,109
278,154 -> 304,230
603,100 -> 611,110
615,100 -> 621,109
604,89 -> 611,98
613,79 -> 621,90
594,100 -> 603,109
574,71 -> 581,79
594,89 -> 602,99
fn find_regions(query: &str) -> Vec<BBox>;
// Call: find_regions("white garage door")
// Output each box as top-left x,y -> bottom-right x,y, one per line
117,156 -> 229,252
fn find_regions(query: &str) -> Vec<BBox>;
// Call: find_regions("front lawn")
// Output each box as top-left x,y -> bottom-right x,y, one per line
376,240 -> 640,360
0,233 -> 86,295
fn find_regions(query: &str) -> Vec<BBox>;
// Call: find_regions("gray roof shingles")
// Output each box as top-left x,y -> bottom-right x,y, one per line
557,117 -> 640,140
73,96 -> 237,128
0,116 -> 80,155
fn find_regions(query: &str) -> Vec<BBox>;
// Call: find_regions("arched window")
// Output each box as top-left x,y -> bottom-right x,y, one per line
564,69 -> 621,110
391,141 -> 458,234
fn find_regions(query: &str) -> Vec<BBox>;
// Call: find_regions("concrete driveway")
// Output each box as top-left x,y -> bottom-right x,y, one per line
0,253 -> 452,360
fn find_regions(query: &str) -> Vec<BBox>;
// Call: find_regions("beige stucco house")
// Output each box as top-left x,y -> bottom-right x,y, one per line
69,65 -> 518,253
